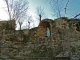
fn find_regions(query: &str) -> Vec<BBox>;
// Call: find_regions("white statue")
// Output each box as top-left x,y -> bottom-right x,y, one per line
46,27 -> 50,37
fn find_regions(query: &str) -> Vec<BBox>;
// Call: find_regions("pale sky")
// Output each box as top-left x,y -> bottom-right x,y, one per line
0,0 -> 9,20
27,0 -> 54,19
0,0 -> 53,30
0,0 -> 80,30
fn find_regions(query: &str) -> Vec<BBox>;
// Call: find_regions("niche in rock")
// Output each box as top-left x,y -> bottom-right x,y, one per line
38,20 -> 51,37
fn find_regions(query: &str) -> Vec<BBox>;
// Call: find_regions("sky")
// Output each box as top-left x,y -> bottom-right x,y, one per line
27,0 -> 53,18
0,0 -> 80,30
0,0 -> 9,20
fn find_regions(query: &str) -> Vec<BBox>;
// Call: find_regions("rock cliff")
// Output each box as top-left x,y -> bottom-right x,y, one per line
0,17 -> 80,59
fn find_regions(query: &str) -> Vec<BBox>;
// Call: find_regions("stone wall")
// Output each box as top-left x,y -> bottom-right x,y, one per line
1,18 -> 80,59
0,20 -> 15,30
37,19 -> 56,38
0,37 -> 62,59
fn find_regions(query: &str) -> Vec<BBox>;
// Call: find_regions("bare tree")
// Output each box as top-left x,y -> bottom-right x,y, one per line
27,16 -> 31,29
74,13 -> 80,19
46,0 -> 70,18
64,0 -> 69,14
4,0 -> 29,30
36,6 -> 45,22
56,1 -> 61,17
18,21 -> 23,30
27,15 -> 33,29
28,21 -> 30,29
4,0 -> 12,20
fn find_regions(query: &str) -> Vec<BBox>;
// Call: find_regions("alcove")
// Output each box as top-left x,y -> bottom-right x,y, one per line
37,20 -> 51,37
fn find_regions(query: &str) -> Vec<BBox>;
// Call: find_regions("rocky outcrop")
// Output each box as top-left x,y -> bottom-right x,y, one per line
0,17 -> 80,59
37,19 -> 55,37
0,20 -> 15,30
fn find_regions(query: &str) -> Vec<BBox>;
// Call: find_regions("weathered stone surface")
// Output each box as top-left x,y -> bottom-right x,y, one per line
0,17 -> 80,59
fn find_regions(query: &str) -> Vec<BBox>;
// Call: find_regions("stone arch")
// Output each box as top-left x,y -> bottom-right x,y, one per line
37,20 -> 51,37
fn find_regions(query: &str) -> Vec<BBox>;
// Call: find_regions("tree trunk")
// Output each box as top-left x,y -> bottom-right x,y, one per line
39,14 -> 42,22
20,24 -> 21,30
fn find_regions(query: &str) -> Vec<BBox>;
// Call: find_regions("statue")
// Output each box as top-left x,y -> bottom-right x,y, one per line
46,27 -> 50,37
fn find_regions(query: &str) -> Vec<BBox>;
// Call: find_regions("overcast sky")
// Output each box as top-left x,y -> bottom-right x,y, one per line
0,0 -> 9,20
0,0 -> 80,30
